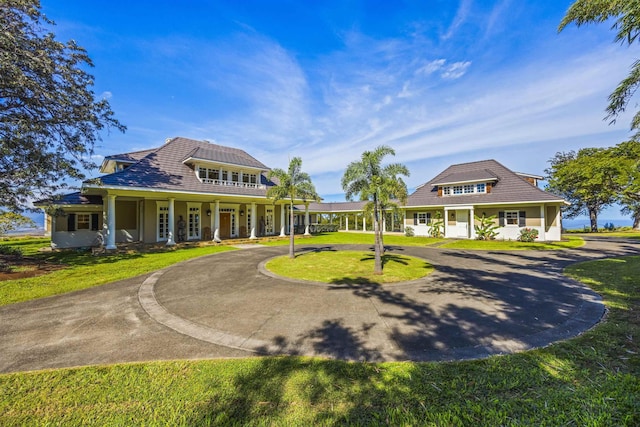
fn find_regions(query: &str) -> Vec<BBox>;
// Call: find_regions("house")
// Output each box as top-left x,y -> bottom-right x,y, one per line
39,137 -> 566,249
402,159 -> 565,240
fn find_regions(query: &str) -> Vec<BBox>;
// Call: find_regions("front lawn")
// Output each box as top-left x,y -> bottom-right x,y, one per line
1,256 -> 638,425
438,235 -> 584,250
265,250 -> 433,284
260,231 -> 445,247
0,239 -> 236,306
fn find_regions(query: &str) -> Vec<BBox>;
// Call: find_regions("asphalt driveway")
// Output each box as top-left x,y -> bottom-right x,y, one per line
1,237 -> 637,373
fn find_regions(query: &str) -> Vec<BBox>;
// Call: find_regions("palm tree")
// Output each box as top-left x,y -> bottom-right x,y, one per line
341,145 -> 409,275
267,157 -> 319,259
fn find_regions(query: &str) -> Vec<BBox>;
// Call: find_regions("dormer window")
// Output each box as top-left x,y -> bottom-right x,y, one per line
441,183 -> 488,196
195,165 -> 266,189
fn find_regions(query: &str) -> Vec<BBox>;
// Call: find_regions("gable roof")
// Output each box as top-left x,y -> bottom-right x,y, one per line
408,159 -> 564,207
90,137 -> 274,197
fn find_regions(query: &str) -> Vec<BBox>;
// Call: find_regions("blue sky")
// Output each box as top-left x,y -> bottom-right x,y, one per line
42,0 -> 636,219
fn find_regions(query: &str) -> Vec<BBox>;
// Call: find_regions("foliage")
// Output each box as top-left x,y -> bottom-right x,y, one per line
1,254 -> 637,425
0,0 -> 125,211
341,145 -> 409,274
404,226 -> 414,237
0,211 -> 35,236
0,244 -> 23,257
545,148 -> 619,231
473,213 -> 499,240
265,250 -> 433,284
517,227 -> 539,242
560,0 -> 640,132
429,211 -> 444,238
267,157 -> 319,259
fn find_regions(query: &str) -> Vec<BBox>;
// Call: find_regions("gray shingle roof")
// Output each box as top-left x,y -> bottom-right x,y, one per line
37,192 -> 103,206
104,148 -> 156,163
408,159 -> 563,207
94,137 -> 274,196
432,169 -> 498,185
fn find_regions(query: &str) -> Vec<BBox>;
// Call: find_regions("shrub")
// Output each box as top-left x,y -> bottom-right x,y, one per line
429,211 -> 444,238
474,214 -> 499,240
518,227 -> 539,242
404,226 -> 414,237
0,245 -> 23,258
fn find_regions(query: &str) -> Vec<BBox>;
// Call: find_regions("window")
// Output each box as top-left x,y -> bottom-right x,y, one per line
443,186 -> 451,195
188,205 -> 200,239
463,184 -> 474,194
249,174 -> 257,184
453,186 -> 463,195
211,169 -> 220,180
221,170 -> 228,181
198,167 -> 207,179
414,212 -> 431,225
242,173 -> 250,183
157,204 -> 169,240
232,172 -> 239,182
505,211 -> 519,225
476,183 -> 486,193
76,213 -> 91,230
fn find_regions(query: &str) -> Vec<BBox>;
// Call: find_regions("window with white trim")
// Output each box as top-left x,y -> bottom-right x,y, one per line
416,212 -> 431,225
441,183 -> 488,196
188,204 -> 201,239
505,210 -> 519,225
157,203 -> 169,241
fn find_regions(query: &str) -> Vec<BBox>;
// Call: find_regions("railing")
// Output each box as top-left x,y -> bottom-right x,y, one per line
201,178 -> 266,190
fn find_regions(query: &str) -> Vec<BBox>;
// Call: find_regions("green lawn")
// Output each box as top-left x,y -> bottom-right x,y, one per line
438,235 -> 584,250
265,250 -> 433,284
0,251 -> 638,425
261,231 -> 445,247
0,239 -> 236,306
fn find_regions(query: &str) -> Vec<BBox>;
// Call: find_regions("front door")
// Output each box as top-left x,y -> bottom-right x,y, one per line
456,210 -> 469,238
220,213 -> 231,239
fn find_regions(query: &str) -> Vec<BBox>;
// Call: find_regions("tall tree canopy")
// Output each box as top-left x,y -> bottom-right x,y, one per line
559,0 -> 640,131
545,147 -> 619,231
341,145 -> 409,275
545,140 -> 640,231
267,157 -> 319,259
0,0 -> 125,211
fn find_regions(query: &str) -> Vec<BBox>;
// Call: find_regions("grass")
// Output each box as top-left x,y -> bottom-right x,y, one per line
260,231 -> 445,247
0,238 -> 236,306
439,235 -> 584,250
1,250 -> 638,424
0,234 -> 637,423
265,250 -> 434,284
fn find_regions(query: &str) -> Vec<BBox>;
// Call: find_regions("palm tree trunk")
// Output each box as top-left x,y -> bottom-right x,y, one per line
373,199 -> 382,275
289,200 -> 295,259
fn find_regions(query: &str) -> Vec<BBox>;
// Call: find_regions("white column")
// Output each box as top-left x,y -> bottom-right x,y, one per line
382,213 -> 386,233
106,194 -> 117,250
166,197 -> 176,246
304,203 -> 311,236
444,207 -> 450,238
362,215 -> 366,231
469,208 -> 475,239
250,202 -> 257,239
279,203 -> 286,237
214,200 -> 221,242
539,205 -> 546,241
346,215 -> 349,231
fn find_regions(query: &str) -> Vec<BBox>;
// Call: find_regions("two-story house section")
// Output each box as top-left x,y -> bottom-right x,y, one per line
404,159 -> 566,241
42,137 -> 303,249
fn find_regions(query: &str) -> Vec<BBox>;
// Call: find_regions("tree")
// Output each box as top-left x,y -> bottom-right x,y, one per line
608,139 -> 640,228
545,148 -> 619,231
0,211 -> 35,235
559,0 -> 640,132
0,0 -> 125,212
267,157 -> 319,259
341,145 -> 409,275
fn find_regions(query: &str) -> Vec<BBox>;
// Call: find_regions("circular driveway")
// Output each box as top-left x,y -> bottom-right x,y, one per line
1,237 -> 637,372
142,242 -> 616,362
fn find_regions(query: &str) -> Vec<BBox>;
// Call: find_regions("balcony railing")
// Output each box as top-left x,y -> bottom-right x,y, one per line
201,178 -> 266,190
